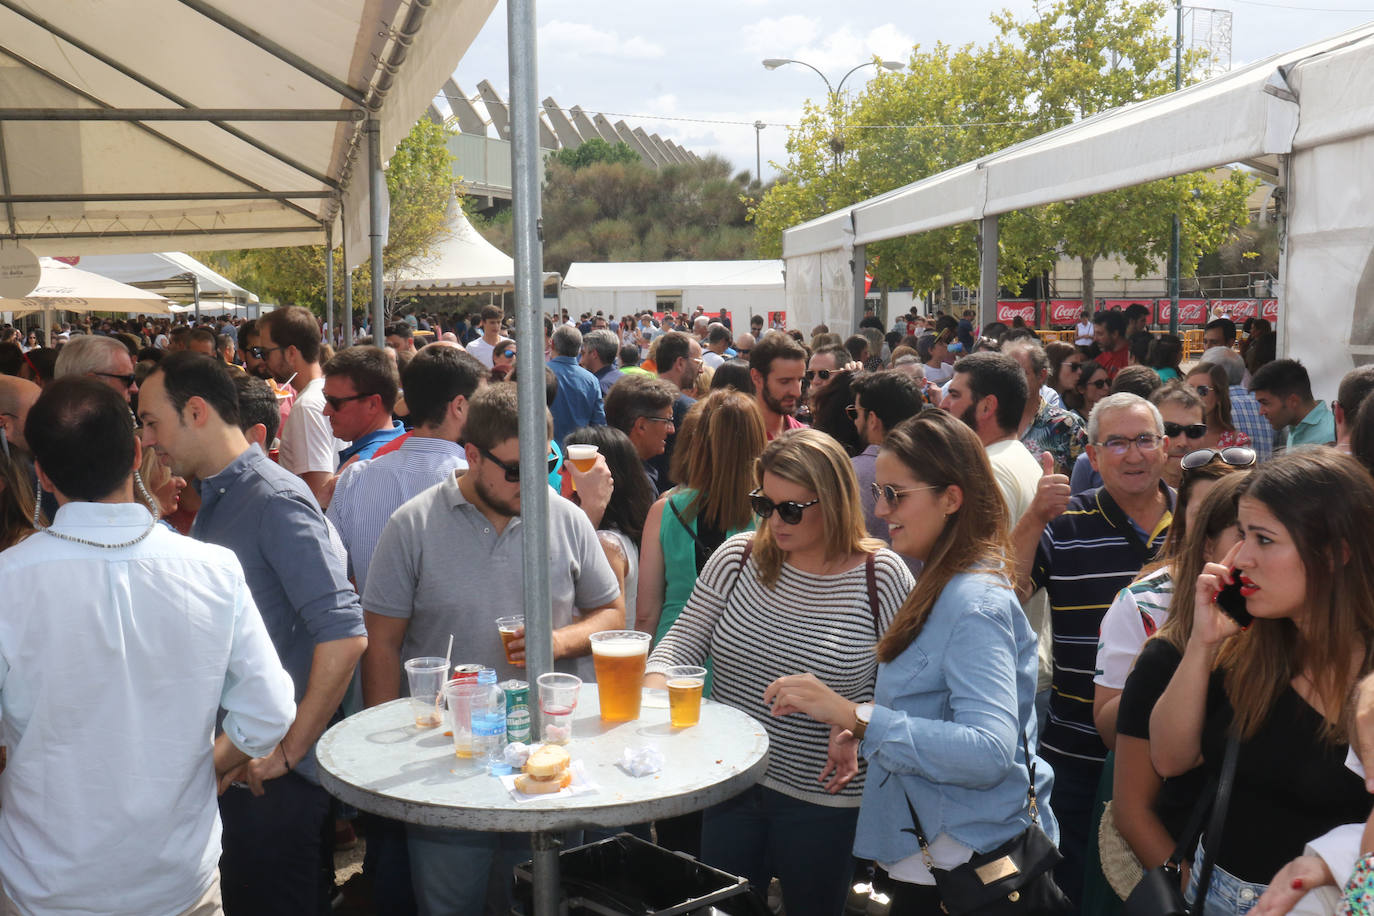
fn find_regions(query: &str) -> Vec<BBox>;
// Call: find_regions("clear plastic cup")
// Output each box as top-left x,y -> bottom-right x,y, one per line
445,680 -> 489,759
404,657 -> 449,728
496,616 -> 525,667
590,630 -> 651,722
536,672 -> 581,745
665,665 -> 707,728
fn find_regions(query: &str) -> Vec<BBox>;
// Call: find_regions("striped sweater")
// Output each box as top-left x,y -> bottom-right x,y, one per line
647,533 -> 916,807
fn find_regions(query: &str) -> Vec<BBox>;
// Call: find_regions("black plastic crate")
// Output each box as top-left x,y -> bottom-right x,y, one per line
513,833 -> 769,916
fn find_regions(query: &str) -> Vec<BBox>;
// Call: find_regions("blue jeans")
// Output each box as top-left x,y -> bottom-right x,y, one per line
1187,841 -> 1266,916
701,785 -> 860,916
405,825 -> 530,916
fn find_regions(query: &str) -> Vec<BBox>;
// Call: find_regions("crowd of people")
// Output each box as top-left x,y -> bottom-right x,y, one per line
2,300 -> 1374,916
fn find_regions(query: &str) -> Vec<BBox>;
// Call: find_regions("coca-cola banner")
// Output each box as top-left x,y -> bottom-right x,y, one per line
1209,299 -> 1260,320
1155,299 -> 1209,325
1048,300 -> 1087,325
1260,299 -> 1278,321
1100,298 -> 1153,312
996,300 -> 1038,324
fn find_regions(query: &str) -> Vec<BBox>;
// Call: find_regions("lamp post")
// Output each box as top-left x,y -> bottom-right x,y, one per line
762,58 -> 904,168
754,120 -> 766,183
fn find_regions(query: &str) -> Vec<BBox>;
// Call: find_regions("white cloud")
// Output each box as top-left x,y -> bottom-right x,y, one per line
539,20 -> 665,59
741,15 -> 821,54
653,94 -> 679,114
783,23 -> 916,81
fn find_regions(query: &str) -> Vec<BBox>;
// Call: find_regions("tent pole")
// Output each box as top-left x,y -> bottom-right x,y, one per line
509,0 -> 554,695
368,118 -> 386,347
851,243 -> 866,336
193,274 -> 201,323
979,215 -> 999,330
342,232 -> 354,347
325,222 -> 335,349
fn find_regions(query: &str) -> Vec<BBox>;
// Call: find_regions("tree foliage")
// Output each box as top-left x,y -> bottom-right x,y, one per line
750,0 -> 1257,304
199,117 -> 455,318
551,138 -> 640,170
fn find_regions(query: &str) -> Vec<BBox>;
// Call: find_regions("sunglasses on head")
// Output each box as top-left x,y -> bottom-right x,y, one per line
477,446 -> 560,483
749,488 -> 819,524
1180,446 -> 1257,472
804,369 -> 833,382
1163,421 -> 1207,440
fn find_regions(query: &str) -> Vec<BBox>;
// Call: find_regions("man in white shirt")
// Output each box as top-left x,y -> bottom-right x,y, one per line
258,305 -> 346,507
701,323 -> 732,370
465,304 -> 505,369
940,351 -> 1041,520
0,378 -> 294,916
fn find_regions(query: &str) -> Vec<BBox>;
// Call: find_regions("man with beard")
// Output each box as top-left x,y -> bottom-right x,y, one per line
649,331 -> 700,488
239,319 -> 295,435
940,351 -> 1040,521
748,332 -> 807,439
361,382 -> 623,914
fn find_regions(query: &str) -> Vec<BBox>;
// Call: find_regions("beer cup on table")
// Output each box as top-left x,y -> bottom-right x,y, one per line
590,630 -> 651,722
665,665 -> 707,728
404,657 -> 449,728
536,672 -> 581,745
495,616 -> 525,666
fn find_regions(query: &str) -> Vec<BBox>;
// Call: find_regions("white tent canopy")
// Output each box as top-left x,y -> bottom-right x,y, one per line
0,0 -> 497,255
561,260 -> 784,316
780,22 -> 1374,396
389,193 -> 557,295
69,252 -> 258,304
2,257 -> 172,315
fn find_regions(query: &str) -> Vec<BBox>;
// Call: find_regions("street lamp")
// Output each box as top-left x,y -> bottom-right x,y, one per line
753,120 -> 766,182
763,58 -> 904,166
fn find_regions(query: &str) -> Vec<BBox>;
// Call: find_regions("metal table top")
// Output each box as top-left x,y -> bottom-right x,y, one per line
316,686 -> 770,832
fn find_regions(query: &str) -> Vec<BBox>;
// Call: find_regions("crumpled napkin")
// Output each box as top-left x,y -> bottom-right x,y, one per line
619,745 -> 664,777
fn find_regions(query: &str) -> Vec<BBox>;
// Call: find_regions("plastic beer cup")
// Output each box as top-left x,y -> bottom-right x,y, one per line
590,630 -> 651,722
403,657 -> 448,728
566,444 -> 599,472
665,665 -> 706,728
495,616 -> 524,666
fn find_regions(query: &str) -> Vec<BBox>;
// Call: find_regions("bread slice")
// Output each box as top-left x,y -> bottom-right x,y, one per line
515,770 -> 573,794
524,744 -> 571,779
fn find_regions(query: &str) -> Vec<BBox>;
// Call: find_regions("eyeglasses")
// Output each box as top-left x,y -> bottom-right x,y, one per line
477,446 -> 560,483
1085,377 -> 1110,390
1192,385 -> 1214,396
642,415 -> 675,427
93,371 -> 137,388
870,482 -> 941,508
804,369 -> 833,382
1093,434 -> 1165,455
247,345 -> 281,360
1162,422 -> 1208,440
1063,361 -> 1084,372
323,392 -> 375,411
1180,446 -> 1257,471
845,404 -> 862,419
749,488 -> 819,524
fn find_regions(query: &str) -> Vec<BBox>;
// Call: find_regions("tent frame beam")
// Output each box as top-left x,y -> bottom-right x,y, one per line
0,109 -> 361,122
171,0 -> 368,108
0,122 -> 14,236
19,226 -> 319,240
0,191 -> 335,203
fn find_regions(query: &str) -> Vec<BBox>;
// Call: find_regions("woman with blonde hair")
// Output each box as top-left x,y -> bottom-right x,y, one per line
647,427 -> 915,915
0,439 -> 35,551
764,409 -> 1058,914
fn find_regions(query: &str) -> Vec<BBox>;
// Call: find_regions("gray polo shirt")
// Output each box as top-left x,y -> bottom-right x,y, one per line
363,473 -> 621,683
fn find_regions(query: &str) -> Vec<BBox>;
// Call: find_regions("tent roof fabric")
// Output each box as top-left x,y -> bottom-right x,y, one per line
2,257 -> 173,314
782,21 -> 1374,259
563,260 -> 785,291
391,193 -> 555,293
69,252 -> 258,303
0,0 -> 497,255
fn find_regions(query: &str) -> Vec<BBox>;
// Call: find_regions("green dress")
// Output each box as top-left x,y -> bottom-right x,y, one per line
654,488 -> 752,696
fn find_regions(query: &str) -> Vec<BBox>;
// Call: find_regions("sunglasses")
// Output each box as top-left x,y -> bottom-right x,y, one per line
1180,446 -> 1257,471
1192,385 -> 1214,396
94,371 -> 137,389
1085,377 -> 1110,390
477,446 -> 560,483
870,482 -> 940,508
844,404 -> 862,419
247,345 -> 281,360
804,369 -> 834,382
323,392 -> 375,411
500,349 -> 516,359
1162,422 -> 1207,440
749,488 -> 819,524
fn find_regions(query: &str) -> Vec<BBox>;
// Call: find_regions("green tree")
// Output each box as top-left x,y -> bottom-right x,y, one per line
551,138 -> 640,170
200,117 -> 455,318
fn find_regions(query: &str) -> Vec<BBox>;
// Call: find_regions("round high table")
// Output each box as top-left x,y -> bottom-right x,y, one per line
317,685 -> 770,915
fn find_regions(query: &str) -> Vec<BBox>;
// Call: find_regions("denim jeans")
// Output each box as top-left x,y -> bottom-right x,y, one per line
1187,841 -> 1267,916
405,825 -> 530,916
701,785 -> 860,916
1040,752 -> 1101,910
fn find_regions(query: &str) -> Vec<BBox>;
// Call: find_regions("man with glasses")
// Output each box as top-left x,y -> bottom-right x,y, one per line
362,383 -> 623,914
322,347 -> 404,474
1012,392 -> 1173,905
805,345 -> 849,407
52,334 -> 138,403
604,375 -> 681,495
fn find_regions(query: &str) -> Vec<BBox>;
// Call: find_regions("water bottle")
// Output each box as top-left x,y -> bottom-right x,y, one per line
470,668 -> 508,774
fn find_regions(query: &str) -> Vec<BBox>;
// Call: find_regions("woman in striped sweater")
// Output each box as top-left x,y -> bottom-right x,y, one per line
646,428 -> 915,916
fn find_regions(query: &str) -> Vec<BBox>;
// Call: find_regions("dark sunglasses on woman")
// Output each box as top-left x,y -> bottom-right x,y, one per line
749,488 -> 819,524
1180,446 -> 1257,472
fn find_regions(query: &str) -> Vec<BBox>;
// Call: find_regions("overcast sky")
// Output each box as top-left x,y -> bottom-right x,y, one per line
448,0 -> 1374,181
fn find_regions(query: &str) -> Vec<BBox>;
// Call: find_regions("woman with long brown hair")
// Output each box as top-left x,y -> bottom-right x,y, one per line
1185,362 -> 1251,451
764,409 -> 1057,914
1151,449 -> 1374,915
647,428 -> 915,916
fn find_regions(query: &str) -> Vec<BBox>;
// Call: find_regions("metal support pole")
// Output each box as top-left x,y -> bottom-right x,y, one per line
343,253 -> 355,347
1273,156 -> 1289,359
530,832 -> 562,915
509,0 -> 554,710
979,214 -> 999,330
1169,0 -> 1183,336
754,121 -> 765,183
193,274 -> 201,323
367,119 -> 385,347
325,223 -> 335,349
850,243 -> 866,336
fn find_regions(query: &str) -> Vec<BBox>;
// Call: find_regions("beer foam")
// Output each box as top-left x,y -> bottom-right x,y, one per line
666,678 -> 702,689
591,639 -> 649,657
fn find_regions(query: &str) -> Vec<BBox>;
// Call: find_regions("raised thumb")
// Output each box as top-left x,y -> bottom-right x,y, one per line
1040,450 -> 1056,477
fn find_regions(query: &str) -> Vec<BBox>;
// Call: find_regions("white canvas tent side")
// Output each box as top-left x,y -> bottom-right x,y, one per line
71,252 -> 259,306
779,22 -> 1374,398
561,260 -> 784,318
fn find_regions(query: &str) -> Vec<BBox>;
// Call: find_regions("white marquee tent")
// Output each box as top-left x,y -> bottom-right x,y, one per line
72,252 -> 258,305
389,193 -> 558,295
561,260 -> 784,317
2,257 -> 172,315
781,21 -> 1374,397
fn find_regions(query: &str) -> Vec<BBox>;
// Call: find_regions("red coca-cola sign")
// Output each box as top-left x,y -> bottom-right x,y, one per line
1210,299 -> 1259,320
1100,298 -> 1152,312
996,301 -> 1037,324
1048,300 -> 1087,325
53,256 -> 80,266
1156,299 -> 1209,325
1260,299 -> 1278,321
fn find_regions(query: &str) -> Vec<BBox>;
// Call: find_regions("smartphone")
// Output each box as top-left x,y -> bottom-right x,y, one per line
1214,570 -> 1253,630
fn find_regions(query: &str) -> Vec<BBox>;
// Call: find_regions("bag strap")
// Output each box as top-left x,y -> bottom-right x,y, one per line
1163,772 -> 1221,869
866,552 -> 880,637
1190,734 -> 1241,911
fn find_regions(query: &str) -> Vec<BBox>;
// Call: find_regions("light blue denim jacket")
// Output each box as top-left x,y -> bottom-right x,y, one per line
854,569 -> 1058,864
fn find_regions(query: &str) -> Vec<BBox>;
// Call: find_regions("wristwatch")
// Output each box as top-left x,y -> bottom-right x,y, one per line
853,703 -> 874,740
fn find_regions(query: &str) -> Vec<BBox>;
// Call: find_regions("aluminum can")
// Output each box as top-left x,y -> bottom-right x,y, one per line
501,679 -> 531,744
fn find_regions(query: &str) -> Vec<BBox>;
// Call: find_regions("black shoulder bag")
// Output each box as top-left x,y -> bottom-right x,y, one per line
900,733 -> 1073,916
1122,733 -> 1240,916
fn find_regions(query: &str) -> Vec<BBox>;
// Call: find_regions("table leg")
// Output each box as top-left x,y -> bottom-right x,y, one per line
530,830 -> 562,916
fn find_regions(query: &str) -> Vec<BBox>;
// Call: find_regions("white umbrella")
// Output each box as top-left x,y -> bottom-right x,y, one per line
2,258 -> 173,316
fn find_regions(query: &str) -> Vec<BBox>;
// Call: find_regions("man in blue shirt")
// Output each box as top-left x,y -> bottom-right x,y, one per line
138,352 -> 367,916
1250,358 -> 1336,451
546,325 -> 605,443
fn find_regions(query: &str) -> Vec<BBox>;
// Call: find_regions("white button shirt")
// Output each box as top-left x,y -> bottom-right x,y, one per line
0,501 -> 295,915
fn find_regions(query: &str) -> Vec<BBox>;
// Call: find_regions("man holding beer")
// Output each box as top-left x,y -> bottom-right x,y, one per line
361,382 -> 624,914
